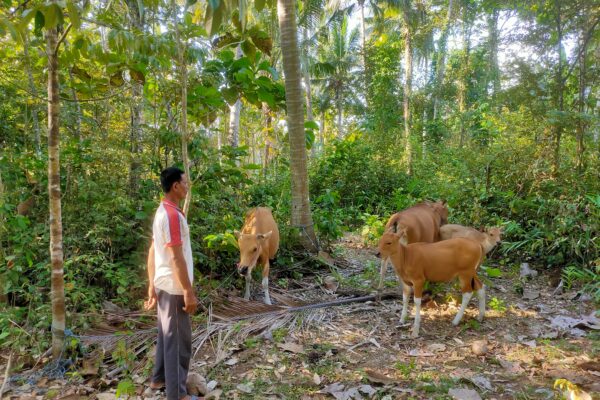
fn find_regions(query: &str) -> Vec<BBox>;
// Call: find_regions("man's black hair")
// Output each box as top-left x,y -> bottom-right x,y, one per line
160,167 -> 184,193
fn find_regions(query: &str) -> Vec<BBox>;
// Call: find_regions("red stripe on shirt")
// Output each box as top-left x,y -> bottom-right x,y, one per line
163,203 -> 183,247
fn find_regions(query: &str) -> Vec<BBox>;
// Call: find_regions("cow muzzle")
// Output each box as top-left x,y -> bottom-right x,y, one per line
238,266 -> 249,276
375,251 -> 381,258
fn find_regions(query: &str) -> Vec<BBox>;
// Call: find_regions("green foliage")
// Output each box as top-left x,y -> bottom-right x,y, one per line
360,213 -> 386,246
562,264 -> 600,303
488,297 -> 507,312
116,379 -> 136,398
394,359 -> 416,377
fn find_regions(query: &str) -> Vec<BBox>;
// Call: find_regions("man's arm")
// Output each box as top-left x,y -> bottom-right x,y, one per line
144,241 -> 157,310
167,245 -> 198,314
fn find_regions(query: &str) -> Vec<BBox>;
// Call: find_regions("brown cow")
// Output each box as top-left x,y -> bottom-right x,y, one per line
235,207 -> 280,304
376,228 -> 485,338
378,200 -> 448,289
440,224 -> 503,254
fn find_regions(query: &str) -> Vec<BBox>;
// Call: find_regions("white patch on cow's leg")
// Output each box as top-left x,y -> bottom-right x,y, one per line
477,286 -> 486,322
400,284 -> 411,323
378,258 -> 387,290
411,297 -> 422,338
262,277 -> 271,305
244,272 -> 251,300
452,292 -> 473,326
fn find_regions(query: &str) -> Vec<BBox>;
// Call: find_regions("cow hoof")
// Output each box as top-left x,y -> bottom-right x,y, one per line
411,331 -> 419,339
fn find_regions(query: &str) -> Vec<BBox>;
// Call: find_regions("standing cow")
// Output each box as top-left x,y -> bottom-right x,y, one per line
378,200 -> 448,289
236,207 -> 280,305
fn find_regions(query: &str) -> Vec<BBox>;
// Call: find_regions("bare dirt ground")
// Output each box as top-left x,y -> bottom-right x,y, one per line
2,233 -> 599,399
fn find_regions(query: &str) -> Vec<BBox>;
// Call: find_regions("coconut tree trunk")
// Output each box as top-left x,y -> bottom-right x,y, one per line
277,0 -> 317,251
402,8 -> 413,175
46,19 -> 66,360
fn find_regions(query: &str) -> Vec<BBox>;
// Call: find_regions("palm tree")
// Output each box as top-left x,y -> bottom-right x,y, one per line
277,0 -> 318,251
312,15 -> 360,138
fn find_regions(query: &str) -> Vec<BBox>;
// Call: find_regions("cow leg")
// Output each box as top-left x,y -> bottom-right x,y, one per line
400,283 -> 411,324
244,271 -> 252,300
477,286 -> 486,322
262,261 -> 272,305
411,283 -> 424,338
474,278 -> 485,322
453,291 -> 473,326
378,257 -> 387,290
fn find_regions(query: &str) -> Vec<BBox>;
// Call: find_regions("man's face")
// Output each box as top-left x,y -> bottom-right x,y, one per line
172,174 -> 189,200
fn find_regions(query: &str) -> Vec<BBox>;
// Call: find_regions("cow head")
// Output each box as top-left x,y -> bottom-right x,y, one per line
376,227 -> 407,259
429,200 -> 449,225
235,230 -> 273,276
485,226 -> 503,246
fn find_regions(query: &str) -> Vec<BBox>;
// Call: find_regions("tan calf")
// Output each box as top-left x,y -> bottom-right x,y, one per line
376,228 -> 485,338
379,200 -> 448,289
236,207 -> 280,304
440,224 -> 502,254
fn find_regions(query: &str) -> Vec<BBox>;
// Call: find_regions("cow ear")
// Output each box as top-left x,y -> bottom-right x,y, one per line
392,221 -> 398,233
234,230 -> 241,239
257,230 -> 272,240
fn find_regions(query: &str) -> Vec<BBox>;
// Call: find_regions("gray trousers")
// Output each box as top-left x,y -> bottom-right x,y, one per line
151,289 -> 192,400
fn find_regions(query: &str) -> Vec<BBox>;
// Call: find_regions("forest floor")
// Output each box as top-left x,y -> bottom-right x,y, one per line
2,233 -> 599,400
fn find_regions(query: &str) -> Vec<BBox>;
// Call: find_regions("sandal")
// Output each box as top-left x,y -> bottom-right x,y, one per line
149,381 -> 165,390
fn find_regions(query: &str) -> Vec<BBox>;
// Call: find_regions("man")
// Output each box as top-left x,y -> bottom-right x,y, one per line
144,167 -> 200,400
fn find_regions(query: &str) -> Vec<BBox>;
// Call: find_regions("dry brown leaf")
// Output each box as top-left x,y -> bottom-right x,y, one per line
364,369 -> 396,385
277,342 -> 304,354
448,388 -> 482,400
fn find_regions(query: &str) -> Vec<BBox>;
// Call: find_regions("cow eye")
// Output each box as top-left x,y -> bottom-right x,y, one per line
253,247 -> 257,252
386,242 -> 392,245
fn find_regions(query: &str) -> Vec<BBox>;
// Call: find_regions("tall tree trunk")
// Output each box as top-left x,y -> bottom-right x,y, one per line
359,0 -> 369,109
552,0 -> 564,176
228,46 -> 243,148
46,20 -> 66,360
302,29 -> 315,156
129,80 -> 142,195
458,1 -> 471,149
487,8 -> 500,102
24,35 -> 41,156
336,89 -> 343,138
432,0 -> 454,121
262,103 -> 271,177
68,69 -> 83,144
277,0 -> 317,251
576,19 -> 587,173
127,0 -> 144,197
320,110 -> 325,150
173,0 -> 192,214
402,4 -> 413,175
422,53 -> 429,157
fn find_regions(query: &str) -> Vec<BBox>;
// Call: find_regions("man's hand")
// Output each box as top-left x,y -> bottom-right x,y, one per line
183,290 -> 199,314
144,286 -> 157,310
